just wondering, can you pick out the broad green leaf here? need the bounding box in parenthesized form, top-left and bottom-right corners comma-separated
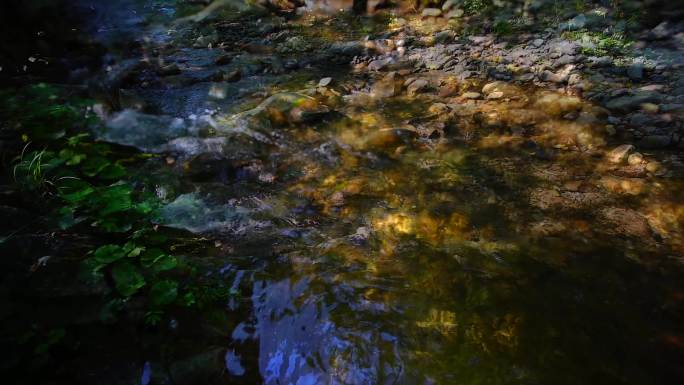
(93, 244, 126, 266)
(60, 186, 95, 203)
(99, 163, 126, 179)
(180, 291, 196, 307)
(112, 260, 146, 297)
(149, 280, 178, 307)
(141, 248, 166, 268)
(82, 157, 111, 177)
(97, 217, 133, 233)
(98, 184, 133, 215)
(79, 258, 105, 281)
(152, 255, 178, 273)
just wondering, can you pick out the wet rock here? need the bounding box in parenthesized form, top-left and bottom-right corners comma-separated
(442, 0, 458, 11)
(224, 69, 241, 82)
(639, 135, 671, 149)
(564, 14, 587, 30)
(361, 128, 418, 151)
(599, 207, 652, 239)
(160, 193, 259, 234)
(605, 92, 662, 113)
(487, 91, 504, 100)
(646, 161, 661, 173)
(607, 144, 634, 164)
(101, 109, 186, 151)
(627, 152, 644, 165)
(421, 8, 442, 17)
(462, 92, 482, 100)
(649, 21, 675, 40)
(214, 54, 232, 65)
(541, 70, 566, 83)
(208, 83, 229, 99)
(165, 137, 230, 157)
(368, 57, 396, 71)
(435, 30, 456, 44)
(183, 152, 235, 182)
(439, 83, 460, 97)
(550, 40, 580, 56)
(318, 77, 333, 87)
(531, 38, 545, 48)
(627, 62, 644, 81)
(406, 78, 429, 96)
(258, 92, 329, 125)
(534, 93, 582, 116)
(600, 176, 646, 195)
(371, 72, 402, 99)
(157, 63, 181, 76)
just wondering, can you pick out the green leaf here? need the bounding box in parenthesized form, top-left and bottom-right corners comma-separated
(58, 148, 86, 166)
(97, 217, 133, 233)
(60, 185, 95, 203)
(180, 291, 196, 307)
(144, 310, 163, 325)
(79, 257, 105, 283)
(152, 255, 178, 273)
(141, 248, 166, 268)
(82, 157, 111, 177)
(98, 184, 133, 215)
(67, 133, 90, 147)
(93, 244, 126, 266)
(149, 280, 178, 307)
(111, 260, 146, 297)
(99, 163, 126, 179)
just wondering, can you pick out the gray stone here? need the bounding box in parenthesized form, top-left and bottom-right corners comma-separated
(627, 62, 644, 80)
(531, 39, 545, 48)
(407, 79, 429, 95)
(442, 0, 458, 11)
(564, 14, 587, 30)
(605, 92, 662, 112)
(422, 8, 442, 17)
(446, 8, 464, 19)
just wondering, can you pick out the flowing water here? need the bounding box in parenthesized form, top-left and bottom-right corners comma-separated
(5, 1, 684, 384)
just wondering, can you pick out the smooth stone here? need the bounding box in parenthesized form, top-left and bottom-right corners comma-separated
(462, 92, 482, 100)
(442, 0, 458, 11)
(446, 8, 464, 18)
(487, 91, 504, 100)
(407, 79, 429, 95)
(627, 152, 644, 165)
(607, 144, 634, 164)
(318, 77, 333, 87)
(422, 8, 442, 17)
(627, 62, 644, 80)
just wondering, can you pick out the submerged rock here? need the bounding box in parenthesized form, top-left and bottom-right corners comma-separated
(371, 72, 402, 99)
(159, 193, 267, 234)
(101, 109, 187, 152)
(607, 144, 635, 164)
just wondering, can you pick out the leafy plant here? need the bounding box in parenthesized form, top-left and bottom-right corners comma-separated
(4, 85, 193, 323)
